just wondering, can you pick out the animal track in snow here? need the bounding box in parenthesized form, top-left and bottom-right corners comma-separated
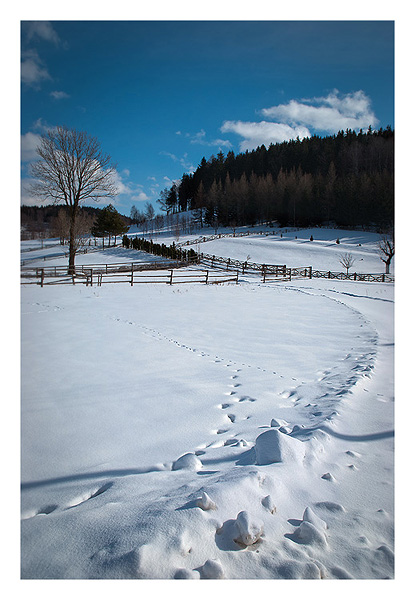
(237, 396, 257, 403)
(22, 504, 58, 520)
(65, 482, 113, 509)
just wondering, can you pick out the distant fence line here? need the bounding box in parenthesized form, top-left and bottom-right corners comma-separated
(198, 253, 394, 283)
(177, 228, 303, 248)
(311, 269, 394, 283)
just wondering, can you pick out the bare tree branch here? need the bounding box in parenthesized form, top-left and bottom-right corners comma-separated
(30, 126, 118, 273)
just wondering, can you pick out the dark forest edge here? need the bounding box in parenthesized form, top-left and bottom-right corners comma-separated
(159, 127, 394, 231)
(22, 128, 394, 239)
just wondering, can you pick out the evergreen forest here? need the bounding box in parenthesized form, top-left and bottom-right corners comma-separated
(162, 128, 394, 230)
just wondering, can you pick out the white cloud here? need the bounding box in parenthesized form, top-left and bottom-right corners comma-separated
(110, 170, 151, 203)
(221, 90, 378, 151)
(21, 177, 40, 206)
(261, 90, 378, 134)
(25, 21, 60, 45)
(21, 131, 42, 162)
(132, 191, 150, 202)
(160, 151, 195, 173)
(221, 120, 311, 152)
(50, 90, 70, 100)
(190, 129, 232, 150)
(21, 50, 51, 87)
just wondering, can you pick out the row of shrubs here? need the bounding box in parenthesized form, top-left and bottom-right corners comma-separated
(122, 235, 199, 263)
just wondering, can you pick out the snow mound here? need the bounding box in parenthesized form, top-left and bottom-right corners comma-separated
(261, 495, 277, 514)
(174, 568, 200, 579)
(254, 428, 305, 465)
(201, 559, 225, 579)
(270, 418, 288, 428)
(295, 521, 328, 547)
(302, 507, 327, 530)
(172, 453, 202, 471)
(196, 492, 216, 511)
(235, 510, 264, 546)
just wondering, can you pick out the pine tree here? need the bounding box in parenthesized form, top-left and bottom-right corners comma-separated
(91, 204, 129, 246)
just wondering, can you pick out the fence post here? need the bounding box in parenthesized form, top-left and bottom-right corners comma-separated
(236, 270, 239, 284)
(227, 258, 230, 270)
(131, 264, 134, 286)
(40, 268, 44, 287)
(328, 271, 331, 279)
(169, 270, 173, 285)
(205, 270, 209, 284)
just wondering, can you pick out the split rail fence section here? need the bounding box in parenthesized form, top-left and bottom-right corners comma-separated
(198, 253, 310, 282)
(21, 263, 239, 287)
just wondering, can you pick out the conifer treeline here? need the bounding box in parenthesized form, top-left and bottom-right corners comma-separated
(167, 128, 394, 229)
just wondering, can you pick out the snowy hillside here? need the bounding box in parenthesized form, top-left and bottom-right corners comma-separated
(20, 227, 394, 580)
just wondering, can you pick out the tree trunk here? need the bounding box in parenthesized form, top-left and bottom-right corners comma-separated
(68, 207, 77, 275)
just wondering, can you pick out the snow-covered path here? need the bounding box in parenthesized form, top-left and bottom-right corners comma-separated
(21, 270, 394, 579)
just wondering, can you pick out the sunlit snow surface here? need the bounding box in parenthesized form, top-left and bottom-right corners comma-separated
(21, 228, 394, 579)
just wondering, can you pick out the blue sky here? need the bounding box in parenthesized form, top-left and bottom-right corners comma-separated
(21, 20, 394, 217)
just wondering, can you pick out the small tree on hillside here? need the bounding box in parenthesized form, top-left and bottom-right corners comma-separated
(378, 233, 395, 274)
(92, 204, 128, 247)
(339, 252, 356, 275)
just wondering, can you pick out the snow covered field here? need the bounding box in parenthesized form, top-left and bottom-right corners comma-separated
(20, 227, 394, 581)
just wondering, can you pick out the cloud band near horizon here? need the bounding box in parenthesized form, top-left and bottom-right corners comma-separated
(221, 90, 379, 151)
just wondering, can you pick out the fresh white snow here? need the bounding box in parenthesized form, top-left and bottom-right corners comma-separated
(20, 227, 395, 582)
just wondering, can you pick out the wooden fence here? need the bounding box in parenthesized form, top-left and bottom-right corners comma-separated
(311, 269, 394, 283)
(21, 253, 394, 288)
(21, 259, 192, 282)
(22, 266, 239, 287)
(199, 253, 288, 276)
(177, 227, 304, 248)
(262, 267, 312, 282)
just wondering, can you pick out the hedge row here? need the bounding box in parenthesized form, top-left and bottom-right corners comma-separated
(122, 235, 198, 262)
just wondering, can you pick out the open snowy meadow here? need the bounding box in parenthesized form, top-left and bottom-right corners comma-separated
(20, 226, 395, 584)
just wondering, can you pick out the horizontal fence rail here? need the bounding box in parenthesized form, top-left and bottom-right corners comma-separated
(21, 266, 239, 287)
(20, 259, 193, 281)
(198, 253, 288, 276)
(311, 269, 394, 283)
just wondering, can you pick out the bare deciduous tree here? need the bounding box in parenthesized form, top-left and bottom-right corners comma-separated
(378, 233, 395, 274)
(339, 252, 356, 275)
(30, 126, 117, 274)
